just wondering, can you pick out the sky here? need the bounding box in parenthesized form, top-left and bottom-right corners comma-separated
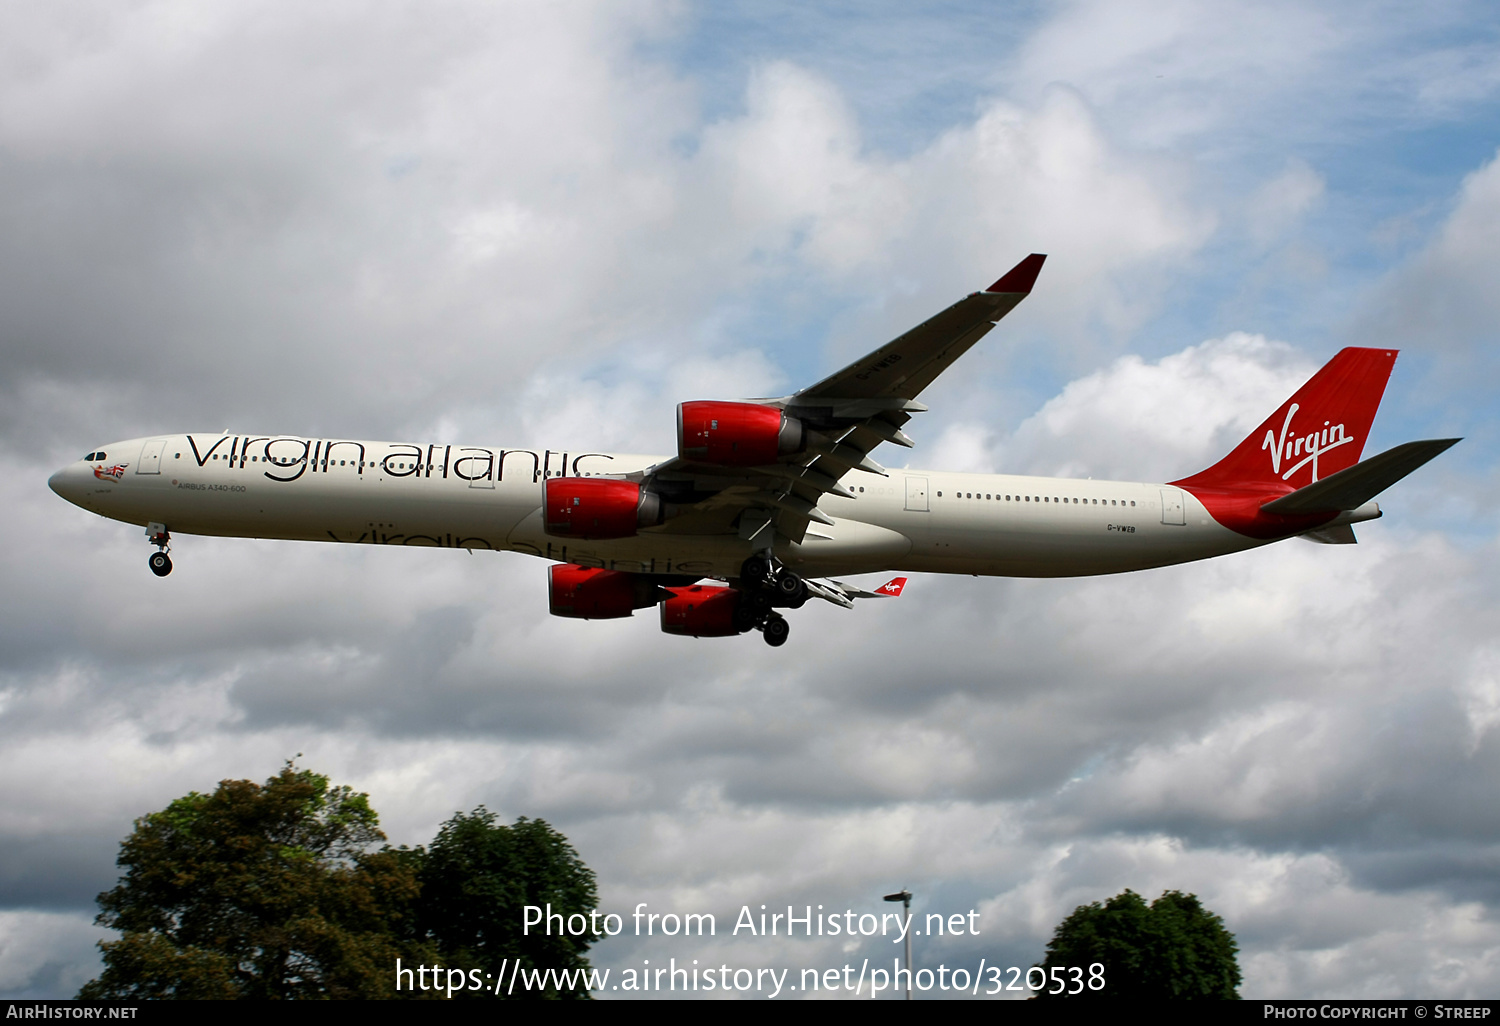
(2, 0, 1499, 1000)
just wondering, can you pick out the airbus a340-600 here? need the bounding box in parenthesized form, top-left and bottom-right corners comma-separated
(49, 255, 1458, 647)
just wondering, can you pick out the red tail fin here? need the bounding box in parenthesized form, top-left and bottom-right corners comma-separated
(1172, 347, 1397, 494)
(1171, 347, 1398, 538)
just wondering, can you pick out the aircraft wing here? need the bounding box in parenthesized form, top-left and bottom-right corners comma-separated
(802, 576, 908, 609)
(642, 255, 1046, 543)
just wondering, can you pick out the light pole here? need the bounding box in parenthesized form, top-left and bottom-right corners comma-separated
(883, 889, 912, 1000)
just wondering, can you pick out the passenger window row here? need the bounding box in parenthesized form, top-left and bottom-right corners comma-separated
(934, 490, 1135, 507)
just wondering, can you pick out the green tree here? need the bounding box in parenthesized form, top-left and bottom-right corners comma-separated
(413, 809, 599, 1000)
(1036, 889, 1241, 999)
(78, 763, 437, 999)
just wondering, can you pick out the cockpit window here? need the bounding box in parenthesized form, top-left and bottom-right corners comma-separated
(83, 451, 104, 461)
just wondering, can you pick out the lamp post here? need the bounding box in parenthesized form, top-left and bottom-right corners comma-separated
(883, 889, 912, 1000)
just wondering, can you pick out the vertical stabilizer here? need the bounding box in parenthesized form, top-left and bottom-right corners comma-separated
(1170, 347, 1398, 539)
(1172, 347, 1397, 495)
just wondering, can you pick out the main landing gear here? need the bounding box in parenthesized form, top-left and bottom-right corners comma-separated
(738, 554, 805, 647)
(761, 614, 790, 647)
(146, 522, 172, 577)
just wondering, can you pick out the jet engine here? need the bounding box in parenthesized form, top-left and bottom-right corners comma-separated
(677, 401, 804, 466)
(548, 564, 663, 619)
(659, 584, 751, 637)
(544, 478, 662, 539)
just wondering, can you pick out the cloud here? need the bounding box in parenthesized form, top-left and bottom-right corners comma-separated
(1368, 146, 1500, 353)
(1003, 0, 1345, 149)
(1247, 159, 1327, 248)
(0, 912, 108, 999)
(979, 838, 1500, 998)
(921, 332, 1316, 480)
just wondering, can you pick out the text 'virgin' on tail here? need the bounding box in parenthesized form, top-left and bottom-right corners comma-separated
(1172, 347, 1398, 497)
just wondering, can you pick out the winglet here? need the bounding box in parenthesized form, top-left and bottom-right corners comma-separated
(875, 577, 907, 597)
(985, 254, 1047, 294)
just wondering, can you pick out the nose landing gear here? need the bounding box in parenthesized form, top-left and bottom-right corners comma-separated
(146, 522, 172, 577)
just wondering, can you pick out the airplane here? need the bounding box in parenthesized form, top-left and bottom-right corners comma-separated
(47, 254, 1459, 647)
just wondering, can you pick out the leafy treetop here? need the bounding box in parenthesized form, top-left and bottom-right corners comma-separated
(80, 763, 429, 999)
(1037, 888, 1241, 1000)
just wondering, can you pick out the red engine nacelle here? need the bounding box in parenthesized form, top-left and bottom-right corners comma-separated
(548, 564, 661, 619)
(544, 478, 662, 539)
(660, 584, 748, 637)
(677, 401, 804, 466)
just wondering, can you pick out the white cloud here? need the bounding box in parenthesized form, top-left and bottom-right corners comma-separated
(994, 333, 1314, 480)
(1247, 159, 1326, 248)
(912, 86, 1215, 340)
(1003, 0, 1344, 149)
(1370, 146, 1500, 352)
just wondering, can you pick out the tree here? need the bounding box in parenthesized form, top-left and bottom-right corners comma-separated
(414, 808, 599, 1000)
(1036, 889, 1241, 999)
(79, 763, 437, 999)
(79, 768, 607, 1000)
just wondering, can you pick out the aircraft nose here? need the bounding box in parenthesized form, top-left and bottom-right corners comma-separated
(49, 465, 83, 503)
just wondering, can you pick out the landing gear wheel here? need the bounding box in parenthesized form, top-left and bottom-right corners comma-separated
(740, 555, 772, 589)
(732, 601, 758, 633)
(774, 569, 806, 606)
(144, 523, 172, 577)
(762, 615, 789, 647)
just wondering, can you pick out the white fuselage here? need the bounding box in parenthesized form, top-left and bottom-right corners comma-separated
(48, 433, 1268, 579)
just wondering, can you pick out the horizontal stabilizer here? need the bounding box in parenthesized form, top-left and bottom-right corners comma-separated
(1261, 438, 1461, 514)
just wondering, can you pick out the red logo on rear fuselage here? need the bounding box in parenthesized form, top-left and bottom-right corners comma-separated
(1261, 404, 1353, 484)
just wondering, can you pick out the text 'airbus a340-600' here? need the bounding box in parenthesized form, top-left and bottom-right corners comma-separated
(49, 255, 1459, 647)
